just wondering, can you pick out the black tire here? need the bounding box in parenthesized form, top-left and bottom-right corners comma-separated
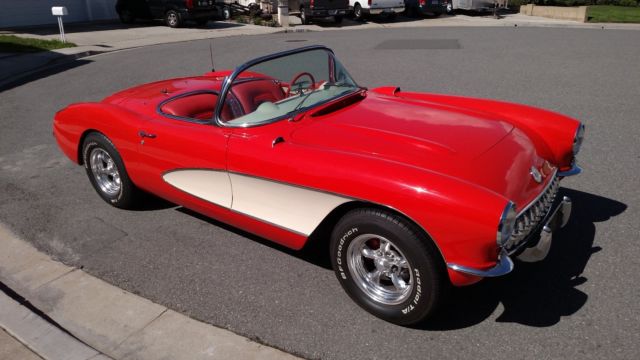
(446, 2, 454, 14)
(353, 4, 364, 21)
(165, 9, 183, 28)
(334, 15, 343, 24)
(222, 6, 231, 20)
(330, 208, 447, 325)
(82, 132, 139, 209)
(118, 9, 135, 24)
(300, 7, 309, 25)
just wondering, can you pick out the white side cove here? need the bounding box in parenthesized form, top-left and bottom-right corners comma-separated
(163, 170, 350, 236)
(163, 170, 233, 208)
(229, 173, 350, 236)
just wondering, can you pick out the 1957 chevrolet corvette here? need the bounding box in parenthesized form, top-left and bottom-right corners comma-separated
(53, 46, 585, 325)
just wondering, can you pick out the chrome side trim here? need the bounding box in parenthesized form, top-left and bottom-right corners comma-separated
(558, 163, 582, 177)
(447, 250, 514, 278)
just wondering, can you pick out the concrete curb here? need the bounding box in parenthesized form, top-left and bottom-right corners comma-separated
(0, 224, 300, 360)
(0, 289, 110, 360)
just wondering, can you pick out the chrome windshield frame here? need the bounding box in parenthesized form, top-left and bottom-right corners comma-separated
(212, 45, 359, 128)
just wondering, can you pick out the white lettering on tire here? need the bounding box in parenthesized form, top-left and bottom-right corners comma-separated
(401, 268, 421, 315)
(337, 227, 358, 280)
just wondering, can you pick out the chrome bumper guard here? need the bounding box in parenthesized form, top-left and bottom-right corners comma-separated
(447, 196, 572, 277)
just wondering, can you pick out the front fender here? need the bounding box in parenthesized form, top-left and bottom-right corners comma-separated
(53, 102, 149, 183)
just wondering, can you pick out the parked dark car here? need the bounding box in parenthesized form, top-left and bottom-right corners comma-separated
(404, 0, 448, 17)
(116, 0, 224, 28)
(299, 0, 350, 24)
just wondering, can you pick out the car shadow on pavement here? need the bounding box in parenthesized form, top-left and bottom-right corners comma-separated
(176, 207, 333, 269)
(419, 188, 627, 330)
(0, 58, 92, 93)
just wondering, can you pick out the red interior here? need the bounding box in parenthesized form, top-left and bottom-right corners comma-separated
(231, 79, 286, 114)
(160, 79, 286, 122)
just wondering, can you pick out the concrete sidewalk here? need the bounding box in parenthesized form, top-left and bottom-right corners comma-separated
(0, 224, 299, 360)
(0, 21, 281, 90)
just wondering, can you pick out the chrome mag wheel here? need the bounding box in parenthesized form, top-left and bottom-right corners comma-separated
(89, 148, 121, 196)
(347, 234, 413, 305)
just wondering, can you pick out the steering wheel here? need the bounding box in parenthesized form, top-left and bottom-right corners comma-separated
(288, 72, 316, 96)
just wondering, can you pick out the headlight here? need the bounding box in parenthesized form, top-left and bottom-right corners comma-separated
(497, 201, 517, 247)
(572, 123, 585, 155)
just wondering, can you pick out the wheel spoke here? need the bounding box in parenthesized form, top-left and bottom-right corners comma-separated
(366, 269, 383, 285)
(395, 257, 409, 269)
(380, 239, 391, 254)
(362, 247, 377, 259)
(390, 272, 407, 290)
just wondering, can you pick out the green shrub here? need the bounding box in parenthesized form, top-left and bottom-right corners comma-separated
(618, 0, 638, 6)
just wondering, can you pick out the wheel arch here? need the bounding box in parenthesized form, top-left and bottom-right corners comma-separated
(306, 200, 447, 267)
(77, 129, 102, 165)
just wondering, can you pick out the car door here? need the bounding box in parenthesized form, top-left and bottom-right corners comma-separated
(147, 0, 166, 18)
(226, 119, 349, 239)
(136, 115, 233, 210)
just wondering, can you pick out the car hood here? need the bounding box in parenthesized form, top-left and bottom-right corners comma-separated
(291, 92, 549, 207)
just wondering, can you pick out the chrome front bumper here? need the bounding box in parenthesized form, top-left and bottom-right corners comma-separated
(447, 196, 572, 277)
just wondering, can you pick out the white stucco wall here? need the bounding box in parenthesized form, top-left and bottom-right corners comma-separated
(0, 0, 118, 28)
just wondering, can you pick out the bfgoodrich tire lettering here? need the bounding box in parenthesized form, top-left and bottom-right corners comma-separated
(330, 208, 447, 325)
(82, 132, 139, 209)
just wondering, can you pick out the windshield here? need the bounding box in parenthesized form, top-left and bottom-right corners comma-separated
(218, 48, 359, 127)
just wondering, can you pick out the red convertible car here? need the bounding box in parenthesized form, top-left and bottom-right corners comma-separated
(53, 46, 584, 325)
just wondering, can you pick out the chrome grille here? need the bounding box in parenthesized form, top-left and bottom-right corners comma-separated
(505, 174, 560, 251)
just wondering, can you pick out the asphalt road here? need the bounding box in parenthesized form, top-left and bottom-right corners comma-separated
(1, 27, 639, 360)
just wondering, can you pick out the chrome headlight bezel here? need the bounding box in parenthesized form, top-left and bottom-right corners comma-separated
(572, 123, 585, 156)
(497, 201, 517, 248)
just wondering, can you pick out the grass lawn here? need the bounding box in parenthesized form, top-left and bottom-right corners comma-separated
(0, 35, 76, 53)
(588, 5, 640, 23)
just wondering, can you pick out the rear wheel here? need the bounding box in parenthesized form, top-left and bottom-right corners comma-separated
(82, 132, 139, 209)
(222, 6, 231, 20)
(353, 4, 364, 21)
(330, 208, 447, 325)
(165, 10, 183, 28)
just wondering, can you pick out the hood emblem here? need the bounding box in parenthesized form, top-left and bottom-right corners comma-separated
(530, 166, 543, 183)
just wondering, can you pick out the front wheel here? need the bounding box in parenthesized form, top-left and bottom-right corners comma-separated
(165, 10, 183, 28)
(222, 6, 231, 20)
(330, 209, 448, 325)
(82, 132, 139, 209)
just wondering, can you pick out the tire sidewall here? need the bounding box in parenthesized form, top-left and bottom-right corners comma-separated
(330, 212, 441, 325)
